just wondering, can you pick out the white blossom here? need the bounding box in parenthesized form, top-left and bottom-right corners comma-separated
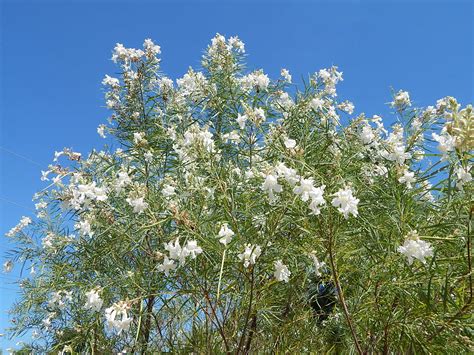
(310, 252, 326, 276)
(284, 137, 297, 149)
(218, 223, 235, 246)
(126, 196, 148, 214)
(359, 125, 375, 144)
(398, 168, 416, 189)
(331, 187, 359, 219)
(105, 301, 133, 334)
(398, 232, 433, 265)
(158, 256, 177, 276)
(392, 90, 411, 107)
(308, 185, 326, 215)
(3, 260, 13, 273)
(275, 163, 300, 186)
(455, 165, 472, 188)
(432, 131, 455, 155)
(238, 244, 262, 268)
(293, 178, 316, 202)
(262, 174, 282, 201)
(310, 97, 324, 111)
(236, 113, 247, 130)
(185, 240, 203, 259)
(280, 68, 292, 83)
(97, 124, 107, 138)
(162, 184, 176, 198)
(115, 171, 132, 192)
(102, 75, 119, 87)
(274, 260, 291, 282)
(75, 219, 93, 237)
(84, 289, 103, 312)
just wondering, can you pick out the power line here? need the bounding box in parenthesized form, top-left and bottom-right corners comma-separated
(0, 197, 34, 212)
(0, 145, 44, 168)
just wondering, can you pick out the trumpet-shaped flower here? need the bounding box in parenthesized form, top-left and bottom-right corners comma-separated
(84, 289, 103, 312)
(158, 256, 177, 276)
(105, 301, 133, 334)
(262, 174, 282, 201)
(236, 114, 247, 129)
(331, 187, 359, 219)
(218, 223, 235, 246)
(398, 169, 416, 189)
(398, 233, 433, 265)
(274, 260, 291, 282)
(126, 197, 148, 214)
(238, 244, 262, 268)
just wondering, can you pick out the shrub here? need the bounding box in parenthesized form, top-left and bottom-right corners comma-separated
(5, 34, 473, 353)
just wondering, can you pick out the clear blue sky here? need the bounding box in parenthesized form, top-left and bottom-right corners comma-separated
(0, 0, 472, 350)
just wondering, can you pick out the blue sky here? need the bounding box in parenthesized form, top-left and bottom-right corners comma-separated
(0, 0, 472, 350)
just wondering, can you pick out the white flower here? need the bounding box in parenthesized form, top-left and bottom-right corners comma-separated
(308, 185, 326, 215)
(3, 260, 13, 273)
(284, 137, 297, 149)
(97, 124, 107, 138)
(398, 232, 433, 265)
(236, 114, 247, 130)
(70, 182, 108, 210)
(228, 36, 245, 53)
(331, 187, 359, 219)
(144, 151, 153, 163)
(143, 38, 161, 56)
(222, 131, 241, 143)
(310, 98, 324, 111)
(262, 174, 282, 201)
(84, 289, 103, 312)
(241, 71, 270, 91)
(252, 107, 266, 125)
(359, 125, 375, 144)
(238, 244, 262, 268)
(411, 117, 422, 131)
(255, 72, 270, 90)
(6, 216, 32, 237)
(115, 171, 132, 192)
(75, 219, 93, 237)
(398, 168, 416, 189)
(164, 238, 185, 263)
(105, 301, 132, 334)
(280, 68, 292, 83)
(41, 170, 51, 181)
(338, 101, 354, 114)
(218, 223, 235, 246)
(48, 290, 72, 310)
(274, 260, 291, 282)
(158, 256, 176, 276)
(293, 178, 316, 202)
(162, 184, 176, 198)
(275, 163, 300, 186)
(183, 126, 216, 153)
(392, 90, 411, 107)
(310, 252, 326, 276)
(126, 197, 148, 214)
(133, 132, 147, 145)
(185, 240, 203, 259)
(455, 165, 472, 188)
(432, 131, 455, 154)
(102, 75, 119, 87)
(275, 92, 294, 109)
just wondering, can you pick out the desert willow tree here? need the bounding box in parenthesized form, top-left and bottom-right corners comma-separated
(4, 34, 473, 353)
